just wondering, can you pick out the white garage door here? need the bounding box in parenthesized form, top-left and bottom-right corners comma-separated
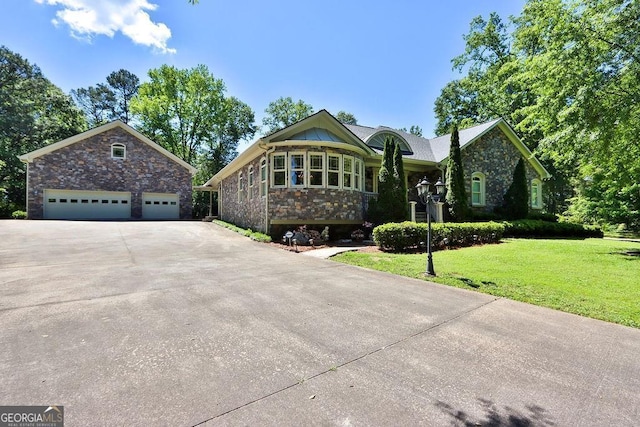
(142, 193, 180, 219)
(44, 189, 131, 219)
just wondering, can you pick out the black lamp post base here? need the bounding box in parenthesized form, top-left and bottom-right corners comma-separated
(426, 257, 436, 276)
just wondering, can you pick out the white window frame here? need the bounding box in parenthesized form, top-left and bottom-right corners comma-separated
(238, 171, 244, 202)
(308, 152, 325, 188)
(327, 154, 341, 188)
(531, 179, 543, 209)
(471, 172, 486, 206)
(354, 159, 363, 191)
(260, 158, 267, 197)
(248, 165, 255, 198)
(111, 143, 126, 159)
(271, 153, 287, 188)
(342, 155, 354, 190)
(289, 152, 306, 188)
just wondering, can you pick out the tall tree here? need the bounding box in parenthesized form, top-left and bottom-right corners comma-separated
(512, 0, 640, 227)
(376, 136, 396, 223)
(399, 125, 423, 136)
(71, 85, 115, 127)
(262, 97, 314, 134)
(72, 69, 139, 126)
(196, 96, 257, 181)
(335, 111, 357, 125)
(106, 69, 139, 123)
(500, 157, 529, 220)
(392, 140, 408, 221)
(445, 124, 470, 221)
(434, 1, 640, 228)
(131, 64, 227, 164)
(0, 46, 86, 216)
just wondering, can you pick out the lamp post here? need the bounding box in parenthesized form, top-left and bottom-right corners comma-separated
(416, 177, 446, 276)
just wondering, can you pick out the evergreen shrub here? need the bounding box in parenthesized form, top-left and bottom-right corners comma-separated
(372, 221, 505, 252)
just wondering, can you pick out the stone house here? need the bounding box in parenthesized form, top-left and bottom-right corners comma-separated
(19, 120, 197, 220)
(198, 110, 550, 234)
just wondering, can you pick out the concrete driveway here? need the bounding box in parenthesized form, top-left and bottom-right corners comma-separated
(1, 221, 638, 426)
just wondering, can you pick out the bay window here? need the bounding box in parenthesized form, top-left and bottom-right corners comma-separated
(309, 153, 324, 187)
(327, 154, 340, 188)
(272, 154, 286, 187)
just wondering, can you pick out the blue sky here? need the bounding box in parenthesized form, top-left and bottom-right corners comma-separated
(1, 0, 525, 152)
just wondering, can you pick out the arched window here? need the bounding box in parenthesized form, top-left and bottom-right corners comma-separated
(531, 179, 543, 209)
(248, 166, 254, 198)
(471, 172, 486, 206)
(260, 158, 267, 197)
(111, 143, 126, 159)
(237, 171, 244, 202)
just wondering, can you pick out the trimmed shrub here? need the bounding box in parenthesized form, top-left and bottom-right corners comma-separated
(11, 210, 27, 219)
(502, 220, 603, 238)
(527, 212, 558, 222)
(373, 221, 505, 252)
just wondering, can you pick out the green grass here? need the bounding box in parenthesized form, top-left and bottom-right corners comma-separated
(212, 220, 272, 242)
(333, 238, 640, 328)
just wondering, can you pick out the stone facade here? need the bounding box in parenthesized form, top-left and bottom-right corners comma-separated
(219, 154, 265, 231)
(215, 122, 546, 232)
(461, 127, 540, 212)
(268, 188, 363, 223)
(219, 146, 368, 233)
(27, 127, 193, 219)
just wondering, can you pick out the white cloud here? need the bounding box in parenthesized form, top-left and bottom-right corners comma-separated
(35, 0, 176, 54)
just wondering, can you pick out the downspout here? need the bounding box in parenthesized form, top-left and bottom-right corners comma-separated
(263, 144, 276, 234)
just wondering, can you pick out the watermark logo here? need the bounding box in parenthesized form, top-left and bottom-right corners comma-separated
(0, 406, 64, 427)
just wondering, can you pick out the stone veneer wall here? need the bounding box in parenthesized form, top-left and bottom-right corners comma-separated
(219, 145, 368, 233)
(268, 188, 362, 223)
(461, 127, 540, 212)
(27, 127, 193, 219)
(219, 154, 266, 232)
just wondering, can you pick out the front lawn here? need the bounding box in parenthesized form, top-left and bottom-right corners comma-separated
(333, 238, 640, 328)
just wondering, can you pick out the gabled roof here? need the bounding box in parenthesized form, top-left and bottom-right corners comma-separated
(429, 119, 502, 163)
(430, 118, 551, 179)
(18, 120, 197, 174)
(268, 110, 375, 154)
(202, 110, 375, 188)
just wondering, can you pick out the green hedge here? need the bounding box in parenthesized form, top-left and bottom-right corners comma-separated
(373, 221, 505, 252)
(502, 219, 603, 238)
(372, 219, 603, 252)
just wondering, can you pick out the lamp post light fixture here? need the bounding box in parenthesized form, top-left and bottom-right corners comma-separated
(416, 177, 446, 276)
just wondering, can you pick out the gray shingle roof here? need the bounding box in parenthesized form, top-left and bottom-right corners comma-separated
(429, 118, 502, 162)
(344, 118, 502, 163)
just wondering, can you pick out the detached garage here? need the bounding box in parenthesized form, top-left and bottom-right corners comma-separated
(19, 121, 196, 220)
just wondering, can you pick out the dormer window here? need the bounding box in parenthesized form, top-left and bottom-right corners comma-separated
(111, 143, 126, 159)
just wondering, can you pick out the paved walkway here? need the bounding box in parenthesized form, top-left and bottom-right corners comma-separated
(300, 246, 366, 258)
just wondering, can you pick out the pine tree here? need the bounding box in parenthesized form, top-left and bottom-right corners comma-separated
(501, 157, 529, 220)
(377, 136, 397, 223)
(392, 140, 408, 221)
(445, 124, 470, 221)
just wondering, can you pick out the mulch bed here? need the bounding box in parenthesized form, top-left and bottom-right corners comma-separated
(269, 240, 381, 254)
